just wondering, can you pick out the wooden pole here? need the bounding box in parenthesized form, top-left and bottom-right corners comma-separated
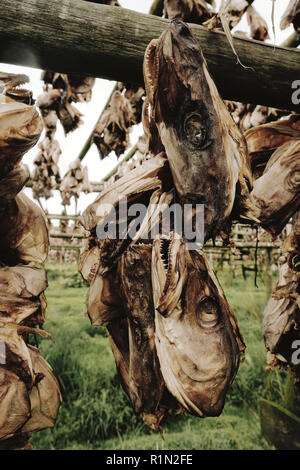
(0, 1, 299, 110)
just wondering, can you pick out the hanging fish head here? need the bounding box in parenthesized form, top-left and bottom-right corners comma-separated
(152, 233, 245, 417)
(144, 20, 254, 241)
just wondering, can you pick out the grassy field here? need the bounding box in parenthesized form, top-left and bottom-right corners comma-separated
(29, 261, 287, 450)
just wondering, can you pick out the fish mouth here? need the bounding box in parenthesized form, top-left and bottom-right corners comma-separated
(0, 73, 29, 93)
(153, 233, 187, 317)
(0, 73, 32, 104)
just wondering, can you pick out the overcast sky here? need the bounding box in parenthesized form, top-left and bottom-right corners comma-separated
(1, 0, 293, 216)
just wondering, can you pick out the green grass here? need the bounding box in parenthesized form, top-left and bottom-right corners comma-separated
(29, 262, 287, 450)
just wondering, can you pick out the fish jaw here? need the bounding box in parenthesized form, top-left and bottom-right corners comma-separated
(152, 233, 188, 317)
(143, 20, 253, 240)
(152, 237, 243, 416)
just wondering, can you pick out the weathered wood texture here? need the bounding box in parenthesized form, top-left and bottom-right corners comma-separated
(25, 179, 104, 192)
(0, 1, 299, 109)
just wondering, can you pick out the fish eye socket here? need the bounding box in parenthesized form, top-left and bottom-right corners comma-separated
(290, 171, 300, 190)
(197, 298, 220, 328)
(184, 112, 207, 148)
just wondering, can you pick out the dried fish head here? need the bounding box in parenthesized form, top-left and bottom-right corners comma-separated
(0, 72, 29, 94)
(143, 20, 255, 241)
(152, 233, 244, 416)
(251, 140, 300, 238)
(0, 97, 43, 175)
(0, 72, 32, 104)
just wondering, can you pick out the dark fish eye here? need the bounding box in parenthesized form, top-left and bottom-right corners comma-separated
(197, 297, 220, 328)
(184, 112, 208, 148)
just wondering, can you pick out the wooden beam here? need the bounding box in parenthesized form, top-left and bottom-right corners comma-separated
(0, 1, 299, 110)
(46, 213, 78, 220)
(49, 232, 86, 239)
(25, 180, 104, 192)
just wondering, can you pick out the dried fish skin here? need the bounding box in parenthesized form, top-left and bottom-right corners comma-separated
(20, 346, 62, 434)
(86, 267, 122, 326)
(0, 99, 43, 176)
(0, 72, 29, 94)
(0, 72, 33, 106)
(93, 90, 135, 159)
(67, 75, 95, 103)
(0, 164, 30, 209)
(32, 137, 61, 200)
(0, 192, 49, 265)
(79, 153, 170, 233)
(251, 140, 300, 238)
(78, 243, 101, 285)
(152, 234, 244, 417)
(106, 316, 132, 405)
(163, 0, 213, 24)
(60, 158, 91, 206)
(280, 0, 300, 31)
(224, 0, 249, 29)
(245, 115, 300, 179)
(143, 20, 255, 241)
(119, 244, 165, 423)
(263, 214, 300, 373)
(246, 5, 269, 41)
(0, 319, 34, 388)
(0, 265, 47, 299)
(263, 260, 298, 358)
(0, 367, 30, 441)
(57, 100, 82, 135)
